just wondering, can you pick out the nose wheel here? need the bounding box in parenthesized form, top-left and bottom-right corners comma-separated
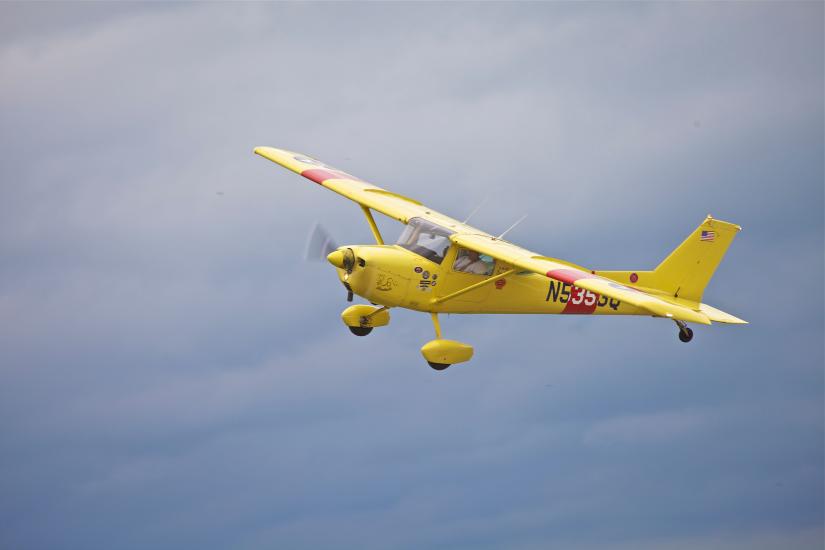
(675, 320, 694, 343)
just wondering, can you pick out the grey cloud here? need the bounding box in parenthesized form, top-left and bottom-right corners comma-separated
(0, 2, 822, 550)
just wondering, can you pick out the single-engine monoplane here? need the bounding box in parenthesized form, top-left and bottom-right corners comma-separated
(255, 147, 746, 370)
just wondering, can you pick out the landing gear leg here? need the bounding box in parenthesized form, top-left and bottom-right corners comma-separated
(675, 320, 694, 343)
(430, 312, 442, 339)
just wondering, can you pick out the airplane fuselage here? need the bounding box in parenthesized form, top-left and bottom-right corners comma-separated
(338, 244, 646, 316)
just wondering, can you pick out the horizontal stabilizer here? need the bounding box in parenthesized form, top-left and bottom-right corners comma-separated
(699, 303, 748, 324)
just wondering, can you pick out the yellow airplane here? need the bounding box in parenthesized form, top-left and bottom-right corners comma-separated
(255, 146, 747, 370)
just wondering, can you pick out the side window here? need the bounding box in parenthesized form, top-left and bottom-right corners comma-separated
(452, 248, 495, 276)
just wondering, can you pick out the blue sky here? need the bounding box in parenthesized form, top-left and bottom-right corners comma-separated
(0, 2, 822, 549)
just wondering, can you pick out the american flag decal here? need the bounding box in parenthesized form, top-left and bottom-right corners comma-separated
(700, 230, 716, 242)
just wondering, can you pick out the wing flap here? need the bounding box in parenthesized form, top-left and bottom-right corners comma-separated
(451, 233, 711, 325)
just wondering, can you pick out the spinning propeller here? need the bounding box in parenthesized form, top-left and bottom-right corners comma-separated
(304, 222, 338, 261)
(305, 223, 356, 302)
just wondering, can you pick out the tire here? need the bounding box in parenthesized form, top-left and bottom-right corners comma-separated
(428, 361, 450, 371)
(678, 327, 693, 343)
(349, 326, 373, 336)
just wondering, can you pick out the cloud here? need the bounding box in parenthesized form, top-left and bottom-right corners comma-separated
(583, 409, 708, 445)
(0, 2, 822, 549)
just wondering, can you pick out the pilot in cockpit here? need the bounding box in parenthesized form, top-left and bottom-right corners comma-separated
(453, 249, 492, 275)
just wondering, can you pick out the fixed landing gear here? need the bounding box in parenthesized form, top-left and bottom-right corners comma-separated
(675, 320, 694, 343)
(341, 307, 475, 369)
(341, 305, 389, 336)
(421, 313, 474, 371)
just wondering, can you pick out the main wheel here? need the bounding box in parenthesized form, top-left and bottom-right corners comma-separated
(427, 361, 450, 371)
(678, 327, 693, 343)
(349, 326, 373, 336)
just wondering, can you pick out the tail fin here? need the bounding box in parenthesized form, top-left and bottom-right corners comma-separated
(653, 215, 741, 302)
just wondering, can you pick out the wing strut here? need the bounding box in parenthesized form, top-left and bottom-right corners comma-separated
(431, 269, 516, 305)
(360, 205, 384, 245)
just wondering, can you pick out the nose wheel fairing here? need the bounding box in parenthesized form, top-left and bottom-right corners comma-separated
(341, 304, 390, 333)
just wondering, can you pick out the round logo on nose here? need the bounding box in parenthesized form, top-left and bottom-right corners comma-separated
(495, 279, 506, 290)
(630, 273, 638, 283)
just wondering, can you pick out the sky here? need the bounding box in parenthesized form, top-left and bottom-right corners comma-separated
(0, 2, 822, 549)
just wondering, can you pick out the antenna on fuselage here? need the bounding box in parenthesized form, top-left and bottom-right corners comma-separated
(462, 197, 488, 224)
(496, 214, 528, 240)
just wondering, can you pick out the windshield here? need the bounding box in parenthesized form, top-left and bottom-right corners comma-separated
(396, 217, 454, 264)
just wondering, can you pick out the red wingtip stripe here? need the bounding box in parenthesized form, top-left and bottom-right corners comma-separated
(301, 168, 355, 185)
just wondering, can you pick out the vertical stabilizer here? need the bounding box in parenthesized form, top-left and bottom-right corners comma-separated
(653, 216, 741, 302)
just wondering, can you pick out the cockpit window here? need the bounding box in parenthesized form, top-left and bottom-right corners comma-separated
(396, 217, 454, 264)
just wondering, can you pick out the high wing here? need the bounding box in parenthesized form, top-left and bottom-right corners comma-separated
(451, 233, 712, 325)
(254, 146, 479, 232)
